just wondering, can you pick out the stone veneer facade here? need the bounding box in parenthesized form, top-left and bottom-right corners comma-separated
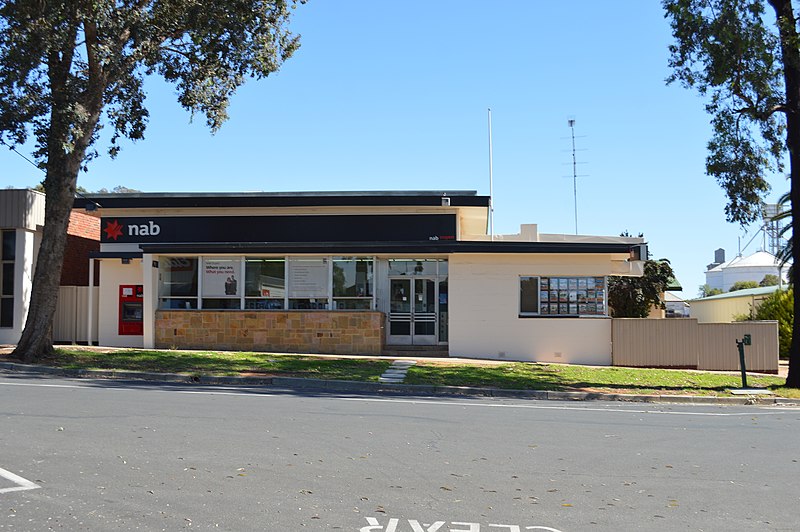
(155, 310, 385, 355)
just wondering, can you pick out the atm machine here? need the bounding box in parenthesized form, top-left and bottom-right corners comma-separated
(119, 284, 143, 335)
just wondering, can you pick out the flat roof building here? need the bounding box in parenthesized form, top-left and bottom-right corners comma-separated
(71, 190, 645, 365)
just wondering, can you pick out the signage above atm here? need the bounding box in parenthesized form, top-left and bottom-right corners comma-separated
(100, 214, 457, 244)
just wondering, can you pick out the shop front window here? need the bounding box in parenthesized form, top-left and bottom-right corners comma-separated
(159, 257, 198, 309)
(388, 258, 442, 276)
(288, 257, 329, 310)
(332, 257, 373, 310)
(245, 258, 285, 310)
(520, 276, 607, 316)
(201, 258, 241, 310)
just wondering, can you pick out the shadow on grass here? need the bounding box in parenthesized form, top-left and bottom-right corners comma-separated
(404, 363, 784, 395)
(39, 349, 391, 382)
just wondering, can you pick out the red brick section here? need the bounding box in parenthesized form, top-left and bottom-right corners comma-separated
(60, 210, 100, 286)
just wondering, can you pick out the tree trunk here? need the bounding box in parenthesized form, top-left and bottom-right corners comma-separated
(769, 0, 800, 387)
(11, 158, 80, 362)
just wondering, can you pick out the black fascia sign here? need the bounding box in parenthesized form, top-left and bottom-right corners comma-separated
(100, 214, 457, 244)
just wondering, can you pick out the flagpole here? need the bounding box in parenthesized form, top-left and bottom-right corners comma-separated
(488, 108, 494, 241)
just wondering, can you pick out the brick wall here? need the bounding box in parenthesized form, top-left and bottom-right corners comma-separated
(155, 310, 385, 355)
(61, 210, 100, 286)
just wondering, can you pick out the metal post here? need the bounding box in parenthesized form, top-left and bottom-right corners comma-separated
(736, 334, 751, 389)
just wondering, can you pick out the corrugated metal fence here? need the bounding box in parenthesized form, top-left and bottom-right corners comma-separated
(612, 318, 778, 373)
(53, 286, 98, 344)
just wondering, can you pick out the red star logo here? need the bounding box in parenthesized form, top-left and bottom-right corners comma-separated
(103, 219, 124, 240)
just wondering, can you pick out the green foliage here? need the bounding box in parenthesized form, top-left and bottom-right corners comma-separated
(729, 280, 760, 291)
(0, 1, 303, 163)
(1, 1, 304, 361)
(699, 284, 724, 297)
(773, 190, 794, 278)
(664, 0, 784, 225)
(95, 185, 142, 194)
(664, 0, 800, 387)
(754, 288, 794, 358)
(760, 274, 780, 286)
(608, 259, 676, 318)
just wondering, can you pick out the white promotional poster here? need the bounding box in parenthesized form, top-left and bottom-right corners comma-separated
(203, 260, 241, 297)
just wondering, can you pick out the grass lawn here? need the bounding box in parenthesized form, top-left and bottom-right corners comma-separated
(406, 362, 798, 398)
(4, 347, 797, 398)
(35, 348, 392, 382)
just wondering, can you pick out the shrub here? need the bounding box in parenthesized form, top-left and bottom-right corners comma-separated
(754, 288, 793, 359)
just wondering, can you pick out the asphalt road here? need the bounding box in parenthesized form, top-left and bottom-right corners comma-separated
(0, 371, 798, 531)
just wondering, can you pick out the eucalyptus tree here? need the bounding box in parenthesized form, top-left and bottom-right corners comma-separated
(664, 0, 800, 386)
(0, 1, 303, 361)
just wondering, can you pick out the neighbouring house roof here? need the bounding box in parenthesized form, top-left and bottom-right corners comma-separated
(666, 276, 682, 291)
(664, 292, 688, 303)
(690, 285, 781, 302)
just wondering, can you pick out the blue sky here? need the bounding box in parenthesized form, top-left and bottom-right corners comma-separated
(1, 1, 788, 296)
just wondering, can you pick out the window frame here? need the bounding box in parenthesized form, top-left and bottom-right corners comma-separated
(520, 275, 608, 318)
(0, 230, 16, 328)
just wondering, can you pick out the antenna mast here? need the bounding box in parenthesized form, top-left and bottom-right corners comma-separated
(568, 119, 578, 234)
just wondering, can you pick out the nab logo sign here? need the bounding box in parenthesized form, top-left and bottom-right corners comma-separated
(103, 219, 161, 241)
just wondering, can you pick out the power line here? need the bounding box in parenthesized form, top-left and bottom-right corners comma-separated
(0, 138, 44, 174)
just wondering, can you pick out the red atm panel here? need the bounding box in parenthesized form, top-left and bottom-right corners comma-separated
(119, 284, 143, 335)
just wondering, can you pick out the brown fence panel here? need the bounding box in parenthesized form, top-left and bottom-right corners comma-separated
(612, 319, 778, 373)
(696, 322, 778, 372)
(611, 319, 697, 368)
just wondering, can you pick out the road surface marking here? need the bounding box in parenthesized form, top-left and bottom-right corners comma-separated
(338, 396, 781, 416)
(0, 467, 40, 494)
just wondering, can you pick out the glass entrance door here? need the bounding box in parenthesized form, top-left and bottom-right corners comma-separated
(388, 278, 437, 345)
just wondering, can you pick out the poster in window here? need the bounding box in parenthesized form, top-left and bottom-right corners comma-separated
(587, 290, 596, 301)
(203, 259, 241, 297)
(578, 278, 587, 290)
(579, 303, 588, 314)
(596, 289, 605, 301)
(550, 303, 559, 314)
(569, 290, 577, 302)
(577, 290, 587, 302)
(288, 258, 329, 298)
(540, 303, 549, 314)
(569, 303, 578, 314)
(540, 290, 550, 302)
(559, 303, 569, 314)
(541, 278, 549, 289)
(595, 277, 605, 288)
(568, 278, 578, 290)
(587, 303, 597, 314)
(558, 278, 569, 290)
(559, 290, 568, 302)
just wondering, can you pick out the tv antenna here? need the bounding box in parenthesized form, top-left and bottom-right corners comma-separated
(565, 118, 588, 234)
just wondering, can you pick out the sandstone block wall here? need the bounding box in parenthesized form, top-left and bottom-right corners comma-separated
(155, 310, 385, 355)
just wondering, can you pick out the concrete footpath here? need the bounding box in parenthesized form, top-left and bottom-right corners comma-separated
(0, 353, 795, 406)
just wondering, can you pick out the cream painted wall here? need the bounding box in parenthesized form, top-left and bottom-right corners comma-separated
(448, 254, 614, 365)
(98, 259, 144, 347)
